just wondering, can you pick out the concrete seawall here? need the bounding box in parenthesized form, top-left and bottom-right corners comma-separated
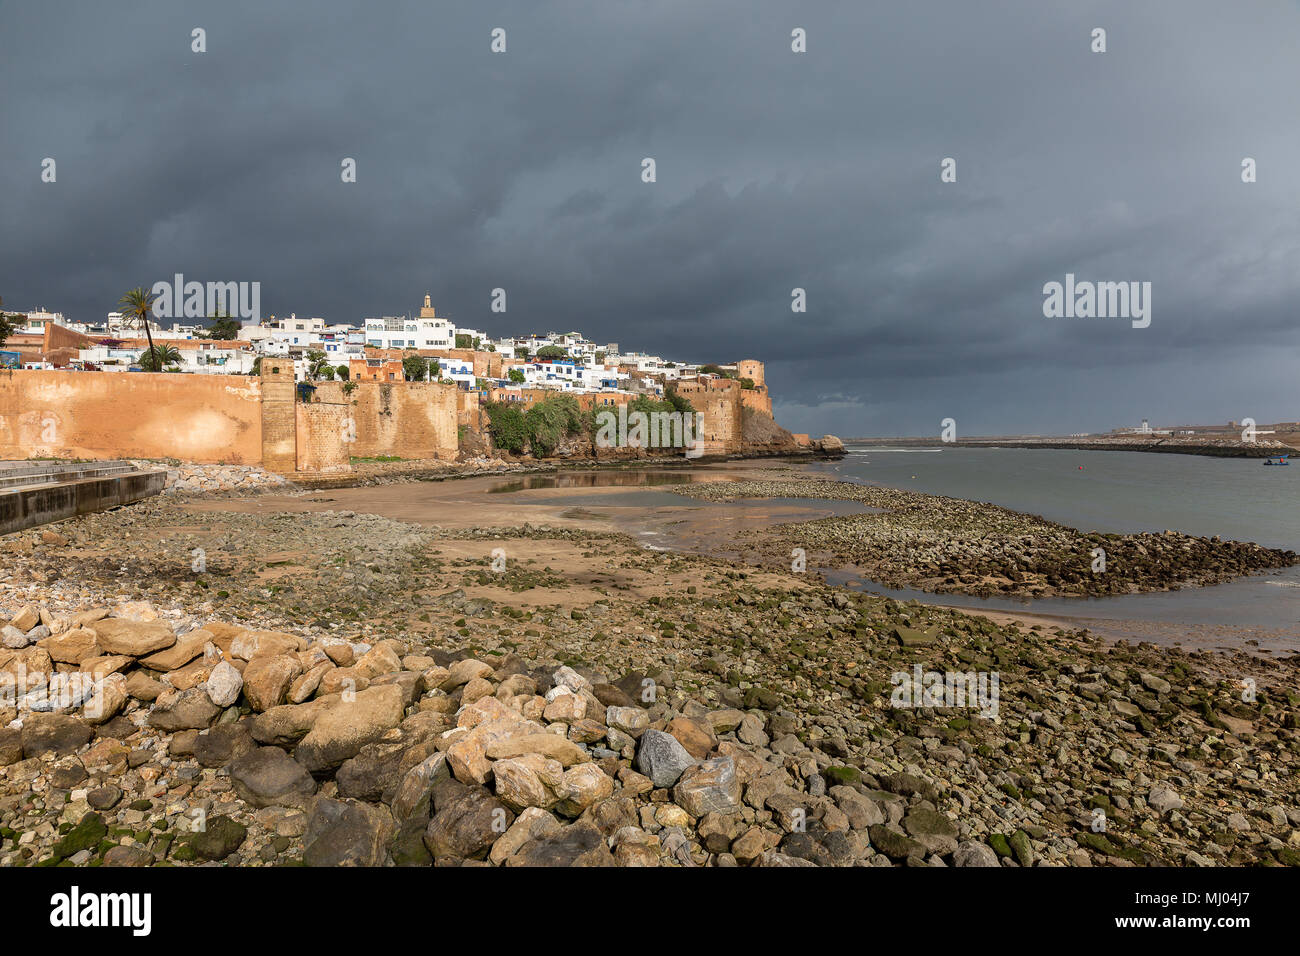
(0, 465, 166, 535)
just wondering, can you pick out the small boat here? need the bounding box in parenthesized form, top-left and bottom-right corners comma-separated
(1263, 456, 1290, 466)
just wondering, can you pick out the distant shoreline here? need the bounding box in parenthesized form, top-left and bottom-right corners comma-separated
(843, 438, 1297, 459)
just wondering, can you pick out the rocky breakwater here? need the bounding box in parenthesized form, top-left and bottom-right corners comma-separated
(0, 601, 882, 867)
(1, 590, 1298, 868)
(674, 478, 1297, 598)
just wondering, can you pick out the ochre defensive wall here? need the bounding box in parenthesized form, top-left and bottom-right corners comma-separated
(0, 368, 459, 474)
(0, 369, 264, 464)
(311, 381, 457, 462)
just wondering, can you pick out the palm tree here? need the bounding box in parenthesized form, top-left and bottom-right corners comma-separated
(118, 287, 160, 370)
(138, 344, 182, 371)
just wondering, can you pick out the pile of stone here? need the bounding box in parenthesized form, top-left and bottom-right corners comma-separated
(0, 600, 1013, 867)
(128, 463, 292, 496)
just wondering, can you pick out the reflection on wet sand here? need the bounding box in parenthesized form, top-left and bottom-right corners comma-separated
(488, 470, 730, 493)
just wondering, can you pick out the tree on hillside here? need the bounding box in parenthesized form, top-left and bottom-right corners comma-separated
(514, 347, 531, 360)
(306, 349, 332, 380)
(0, 296, 17, 348)
(203, 313, 241, 340)
(524, 393, 584, 456)
(403, 354, 430, 381)
(119, 287, 160, 371)
(664, 389, 694, 414)
(484, 402, 528, 454)
(335, 364, 349, 381)
(535, 345, 566, 359)
(507, 367, 525, 384)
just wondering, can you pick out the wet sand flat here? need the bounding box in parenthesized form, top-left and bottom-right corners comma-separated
(174, 460, 1296, 653)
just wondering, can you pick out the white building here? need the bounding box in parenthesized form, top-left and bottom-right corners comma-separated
(364, 315, 455, 350)
(266, 315, 328, 347)
(9, 308, 66, 334)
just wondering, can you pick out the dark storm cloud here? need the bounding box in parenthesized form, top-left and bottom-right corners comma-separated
(2, 0, 1297, 436)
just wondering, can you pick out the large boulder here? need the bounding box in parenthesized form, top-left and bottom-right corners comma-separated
(492, 754, 566, 811)
(635, 729, 697, 788)
(204, 661, 244, 708)
(489, 807, 565, 865)
(242, 655, 304, 712)
(294, 685, 406, 773)
(424, 784, 513, 862)
(505, 822, 615, 867)
(41, 627, 99, 664)
(902, 806, 959, 856)
(194, 722, 258, 768)
(673, 757, 742, 817)
(302, 798, 395, 866)
(228, 629, 303, 662)
(391, 752, 451, 822)
(149, 687, 223, 732)
(81, 674, 128, 725)
(139, 628, 213, 671)
(556, 763, 615, 818)
(88, 618, 176, 657)
(229, 746, 318, 809)
(953, 840, 1001, 867)
(180, 816, 247, 862)
(250, 697, 334, 746)
(484, 732, 588, 767)
(20, 713, 92, 756)
(817, 435, 846, 456)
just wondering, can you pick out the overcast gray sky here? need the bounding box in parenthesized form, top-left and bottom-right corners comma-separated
(2, 0, 1297, 436)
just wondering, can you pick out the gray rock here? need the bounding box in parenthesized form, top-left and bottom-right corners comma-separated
(424, 785, 513, 862)
(902, 806, 959, 857)
(205, 661, 243, 708)
(229, 746, 318, 809)
(758, 849, 818, 867)
(1148, 785, 1183, 815)
(303, 797, 395, 866)
(183, 815, 247, 861)
(953, 840, 1001, 867)
(1139, 673, 1172, 695)
(193, 722, 257, 768)
(635, 729, 697, 788)
(830, 785, 885, 829)
(505, 822, 615, 867)
(19, 713, 92, 756)
(149, 688, 222, 732)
